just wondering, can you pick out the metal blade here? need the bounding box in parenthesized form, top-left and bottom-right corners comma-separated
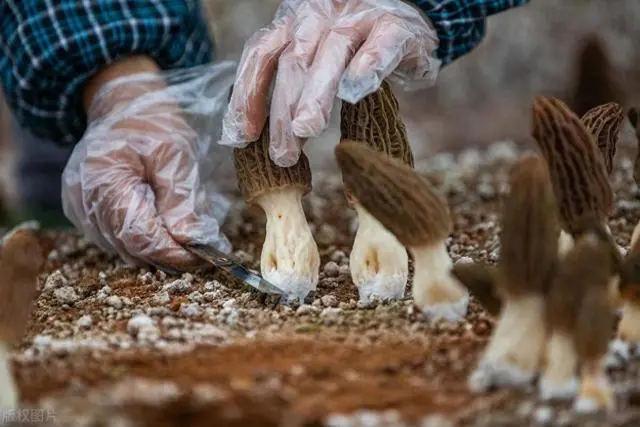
(184, 242, 285, 295)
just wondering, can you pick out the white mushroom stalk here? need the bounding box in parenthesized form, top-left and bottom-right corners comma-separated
(469, 154, 559, 391)
(339, 80, 416, 305)
(335, 140, 468, 322)
(0, 225, 45, 408)
(541, 229, 618, 412)
(233, 121, 319, 303)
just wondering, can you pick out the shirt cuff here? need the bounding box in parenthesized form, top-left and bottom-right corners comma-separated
(411, 0, 530, 65)
(0, 0, 214, 145)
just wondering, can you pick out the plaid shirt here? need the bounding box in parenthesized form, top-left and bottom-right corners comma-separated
(413, 0, 530, 65)
(0, 0, 213, 145)
(0, 0, 528, 146)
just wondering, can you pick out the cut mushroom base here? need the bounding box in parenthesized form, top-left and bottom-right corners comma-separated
(0, 342, 16, 408)
(350, 205, 408, 304)
(254, 187, 320, 303)
(410, 241, 468, 322)
(574, 359, 614, 414)
(539, 330, 579, 400)
(468, 294, 547, 391)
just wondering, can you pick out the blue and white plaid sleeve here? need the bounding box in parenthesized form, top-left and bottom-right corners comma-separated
(0, 0, 214, 145)
(411, 0, 530, 66)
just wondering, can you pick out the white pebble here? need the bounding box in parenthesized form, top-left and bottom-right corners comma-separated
(181, 303, 202, 318)
(296, 305, 318, 315)
(321, 295, 338, 308)
(534, 406, 553, 425)
(106, 295, 123, 309)
(76, 315, 93, 329)
(339, 265, 350, 276)
(323, 262, 340, 277)
(151, 291, 171, 306)
(455, 256, 474, 265)
(127, 315, 155, 336)
(164, 279, 190, 294)
(44, 270, 68, 290)
(222, 298, 236, 309)
(53, 286, 78, 305)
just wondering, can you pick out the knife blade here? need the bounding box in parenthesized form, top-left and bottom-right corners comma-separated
(184, 242, 285, 295)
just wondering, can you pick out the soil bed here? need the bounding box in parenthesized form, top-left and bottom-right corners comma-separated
(9, 141, 640, 427)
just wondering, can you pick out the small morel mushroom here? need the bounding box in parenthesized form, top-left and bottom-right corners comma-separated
(335, 140, 468, 321)
(233, 120, 319, 302)
(540, 226, 619, 410)
(580, 102, 624, 175)
(338, 80, 415, 304)
(608, 230, 640, 365)
(450, 262, 502, 317)
(468, 154, 559, 391)
(0, 226, 44, 407)
(531, 95, 614, 257)
(569, 34, 625, 118)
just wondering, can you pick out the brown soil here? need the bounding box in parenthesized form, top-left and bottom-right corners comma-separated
(7, 141, 640, 427)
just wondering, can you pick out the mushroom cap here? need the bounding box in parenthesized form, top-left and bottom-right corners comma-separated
(498, 154, 560, 297)
(450, 262, 501, 316)
(335, 140, 452, 247)
(233, 119, 312, 204)
(340, 79, 414, 168)
(0, 229, 43, 346)
(531, 95, 613, 236)
(580, 102, 624, 175)
(570, 34, 625, 117)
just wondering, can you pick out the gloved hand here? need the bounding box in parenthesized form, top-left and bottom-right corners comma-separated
(219, 0, 441, 168)
(62, 62, 238, 272)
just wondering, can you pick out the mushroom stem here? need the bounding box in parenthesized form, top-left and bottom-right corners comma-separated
(350, 205, 408, 303)
(558, 223, 623, 258)
(574, 359, 613, 413)
(0, 342, 16, 408)
(469, 294, 547, 391)
(539, 330, 579, 400)
(410, 241, 467, 321)
(255, 187, 320, 302)
(617, 300, 640, 343)
(340, 80, 414, 304)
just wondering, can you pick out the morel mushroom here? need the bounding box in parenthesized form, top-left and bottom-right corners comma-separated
(531, 95, 614, 257)
(468, 154, 559, 391)
(233, 120, 319, 302)
(450, 262, 502, 317)
(608, 232, 640, 365)
(0, 225, 44, 407)
(581, 102, 624, 175)
(338, 80, 415, 303)
(540, 226, 619, 410)
(335, 140, 468, 321)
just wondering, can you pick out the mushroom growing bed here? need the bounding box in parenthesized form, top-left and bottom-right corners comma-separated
(10, 140, 640, 427)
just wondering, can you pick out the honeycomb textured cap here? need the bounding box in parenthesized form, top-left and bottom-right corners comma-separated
(580, 102, 624, 175)
(335, 140, 452, 247)
(340, 79, 414, 168)
(233, 119, 312, 204)
(498, 154, 560, 297)
(531, 95, 613, 236)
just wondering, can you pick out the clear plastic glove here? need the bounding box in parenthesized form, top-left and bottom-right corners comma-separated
(62, 62, 238, 272)
(220, 0, 441, 167)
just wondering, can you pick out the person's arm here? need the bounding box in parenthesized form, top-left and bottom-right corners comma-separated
(0, 0, 214, 145)
(408, 0, 530, 65)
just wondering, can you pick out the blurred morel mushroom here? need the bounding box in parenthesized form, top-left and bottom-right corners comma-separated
(335, 140, 468, 322)
(581, 102, 624, 175)
(338, 80, 415, 304)
(540, 226, 619, 411)
(531, 95, 614, 257)
(233, 120, 319, 303)
(467, 154, 559, 391)
(570, 34, 625, 118)
(628, 107, 640, 194)
(450, 262, 502, 317)
(0, 224, 44, 407)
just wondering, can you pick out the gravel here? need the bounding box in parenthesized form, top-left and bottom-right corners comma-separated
(10, 140, 640, 427)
